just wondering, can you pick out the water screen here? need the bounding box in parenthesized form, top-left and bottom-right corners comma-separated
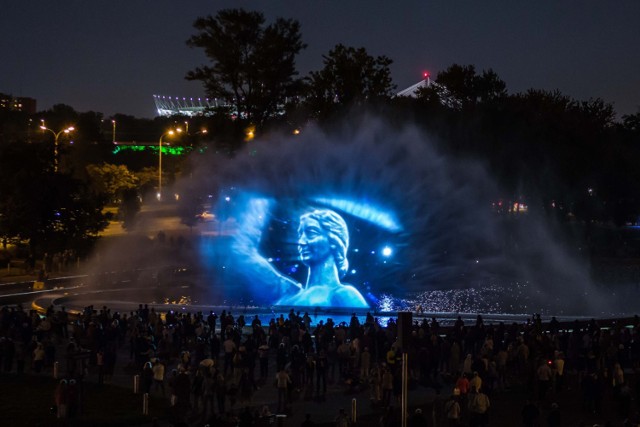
(204, 192, 404, 309)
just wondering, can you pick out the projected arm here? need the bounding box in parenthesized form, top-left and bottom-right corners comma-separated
(231, 197, 302, 301)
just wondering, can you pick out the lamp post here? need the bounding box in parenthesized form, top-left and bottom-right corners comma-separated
(111, 120, 116, 144)
(157, 128, 182, 201)
(40, 124, 75, 172)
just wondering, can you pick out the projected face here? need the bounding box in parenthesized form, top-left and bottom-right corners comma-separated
(274, 209, 368, 308)
(298, 215, 334, 266)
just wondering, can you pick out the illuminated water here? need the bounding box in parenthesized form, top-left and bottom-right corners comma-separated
(86, 117, 638, 318)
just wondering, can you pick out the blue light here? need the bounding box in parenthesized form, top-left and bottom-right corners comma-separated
(382, 246, 392, 257)
(312, 197, 402, 232)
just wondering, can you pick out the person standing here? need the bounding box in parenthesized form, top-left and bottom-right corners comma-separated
(469, 371, 482, 393)
(141, 361, 154, 395)
(316, 350, 328, 398)
(467, 386, 490, 427)
(215, 370, 226, 415)
(553, 352, 565, 392)
(67, 379, 79, 419)
(275, 367, 291, 413)
(54, 379, 68, 420)
(33, 342, 45, 373)
(152, 359, 165, 396)
(223, 336, 237, 375)
(536, 360, 552, 400)
(202, 371, 215, 419)
(174, 368, 192, 415)
(334, 408, 350, 427)
(444, 394, 461, 426)
(360, 346, 371, 381)
(96, 350, 105, 385)
(381, 367, 394, 408)
(258, 340, 270, 379)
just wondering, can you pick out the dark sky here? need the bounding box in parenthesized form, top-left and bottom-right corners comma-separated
(2, 1, 639, 119)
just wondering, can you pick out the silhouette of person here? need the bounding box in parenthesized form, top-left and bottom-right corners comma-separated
(276, 209, 368, 308)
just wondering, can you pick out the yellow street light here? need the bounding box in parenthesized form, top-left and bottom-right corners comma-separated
(39, 124, 75, 172)
(157, 128, 182, 201)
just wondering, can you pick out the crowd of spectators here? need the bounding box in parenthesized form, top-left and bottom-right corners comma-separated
(2, 302, 640, 426)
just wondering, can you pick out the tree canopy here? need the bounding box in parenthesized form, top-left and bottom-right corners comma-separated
(86, 163, 139, 204)
(416, 63, 507, 110)
(186, 9, 306, 126)
(0, 140, 108, 256)
(305, 44, 395, 117)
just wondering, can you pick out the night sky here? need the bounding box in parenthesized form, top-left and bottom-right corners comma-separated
(2, 1, 639, 118)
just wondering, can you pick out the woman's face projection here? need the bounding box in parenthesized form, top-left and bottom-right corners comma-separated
(297, 215, 332, 266)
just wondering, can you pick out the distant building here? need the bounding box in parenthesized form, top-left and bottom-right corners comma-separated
(394, 78, 461, 109)
(0, 93, 37, 114)
(395, 78, 432, 98)
(153, 95, 229, 117)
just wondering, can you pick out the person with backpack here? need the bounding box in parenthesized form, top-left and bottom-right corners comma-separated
(444, 394, 461, 426)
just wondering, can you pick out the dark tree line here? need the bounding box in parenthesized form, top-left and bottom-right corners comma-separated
(407, 65, 640, 226)
(1, 7, 639, 258)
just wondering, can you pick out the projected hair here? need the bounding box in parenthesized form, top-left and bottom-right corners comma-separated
(302, 209, 350, 278)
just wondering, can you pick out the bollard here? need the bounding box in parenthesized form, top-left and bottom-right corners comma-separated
(352, 398, 357, 424)
(143, 393, 149, 415)
(53, 361, 59, 379)
(133, 374, 140, 394)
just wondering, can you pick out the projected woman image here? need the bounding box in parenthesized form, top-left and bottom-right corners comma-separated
(275, 209, 369, 308)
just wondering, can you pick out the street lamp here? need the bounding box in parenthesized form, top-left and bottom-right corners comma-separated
(111, 120, 116, 144)
(39, 124, 75, 172)
(157, 128, 182, 201)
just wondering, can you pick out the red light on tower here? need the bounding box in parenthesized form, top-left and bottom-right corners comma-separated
(423, 71, 430, 79)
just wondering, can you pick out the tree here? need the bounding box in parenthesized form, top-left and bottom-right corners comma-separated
(622, 111, 640, 132)
(186, 9, 306, 126)
(119, 188, 141, 230)
(86, 163, 139, 205)
(177, 195, 205, 231)
(0, 140, 108, 256)
(134, 167, 159, 202)
(416, 64, 506, 109)
(305, 44, 395, 117)
(64, 110, 113, 177)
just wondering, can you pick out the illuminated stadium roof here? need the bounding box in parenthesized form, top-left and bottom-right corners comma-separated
(395, 78, 432, 98)
(153, 95, 231, 117)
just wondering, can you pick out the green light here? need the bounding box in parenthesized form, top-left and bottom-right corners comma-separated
(112, 145, 193, 156)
